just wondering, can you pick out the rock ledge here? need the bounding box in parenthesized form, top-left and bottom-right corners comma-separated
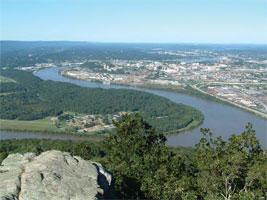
(0, 150, 112, 200)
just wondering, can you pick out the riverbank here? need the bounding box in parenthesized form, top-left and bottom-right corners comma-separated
(163, 117, 204, 135)
(191, 85, 267, 120)
(0, 118, 111, 137)
(0, 114, 203, 138)
(61, 69, 267, 120)
(1, 68, 204, 137)
(32, 67, 267, 148)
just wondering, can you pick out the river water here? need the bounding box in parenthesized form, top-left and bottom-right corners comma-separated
(1, 67, 266, 147)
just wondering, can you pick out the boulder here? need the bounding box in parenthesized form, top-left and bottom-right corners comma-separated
(0, 150, 112, 200)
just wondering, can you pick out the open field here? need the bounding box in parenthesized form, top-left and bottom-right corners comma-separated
(0, 115, 202, 136)
(0, 118, 65, 133)
(0, 75, 15, 83)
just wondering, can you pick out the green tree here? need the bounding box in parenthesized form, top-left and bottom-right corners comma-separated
(195, 123, 266, 200)
(104, 113, 199, 200)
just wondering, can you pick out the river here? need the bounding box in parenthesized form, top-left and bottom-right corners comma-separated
(1, 67, 266, 147)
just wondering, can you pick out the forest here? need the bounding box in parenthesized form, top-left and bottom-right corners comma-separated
(2, 41, 265, 69)
(0, 114, 266, 200)
(0, 69, 203, 133)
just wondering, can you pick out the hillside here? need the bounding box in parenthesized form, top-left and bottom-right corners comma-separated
(0, 69, 203, 133)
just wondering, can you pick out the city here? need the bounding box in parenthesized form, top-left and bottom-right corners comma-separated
(1, 0, 267, 198)
(17, 47, 267, 118)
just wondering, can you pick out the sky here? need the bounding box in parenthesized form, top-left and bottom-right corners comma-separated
(1, 0, 267, 44)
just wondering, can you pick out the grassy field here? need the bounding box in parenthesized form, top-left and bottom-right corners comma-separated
(0, 75, 16, 83)
(0, 116, 203, 136)
(0, 118, 65, 133)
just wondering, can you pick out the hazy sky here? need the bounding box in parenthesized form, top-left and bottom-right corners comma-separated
(1, 0, 267, 43)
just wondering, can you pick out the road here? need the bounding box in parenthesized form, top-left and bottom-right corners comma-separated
(191, 84, 267, 120)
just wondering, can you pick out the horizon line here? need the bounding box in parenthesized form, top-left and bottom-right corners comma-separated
(1, 40, 267, 45)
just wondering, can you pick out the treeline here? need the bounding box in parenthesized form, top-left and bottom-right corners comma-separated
(0, 42, 177, 68)
(0, 139, 104, 164)
(0, 69, 203, 132)
(6, 41, 264, 69)
(0, 114, 266, 199)
(103, 115, 266, 200)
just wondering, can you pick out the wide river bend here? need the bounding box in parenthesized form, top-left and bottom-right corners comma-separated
(1, 67, 266, 147)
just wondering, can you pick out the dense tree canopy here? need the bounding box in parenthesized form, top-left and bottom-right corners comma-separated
(103, 115, 266, 200)
(195, 124, 266, 199)
(0, 70, 203, 132)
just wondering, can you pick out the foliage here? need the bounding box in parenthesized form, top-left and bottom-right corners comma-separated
(195, 123, 266, 200)
(0, 69, 203, 133)
(0, 115, 265, 200)
(104, 115, 266, 199)
(104, 114, 196, 199)
(0, 139, 104, 161)
(2, 41, 266, 69)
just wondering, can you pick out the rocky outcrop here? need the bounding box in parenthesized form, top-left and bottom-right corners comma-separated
(0, 150, 112, 200)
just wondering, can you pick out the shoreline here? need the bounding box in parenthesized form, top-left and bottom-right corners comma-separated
(60, 69, 267, 120)
(0, 128, 106, 142)
(2, 67, 266, 147)
(0, 115, 204, 138)
(0, 75, 204, 137)
(190, 85, 267, 120)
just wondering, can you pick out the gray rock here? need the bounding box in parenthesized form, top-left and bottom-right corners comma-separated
(0, 150, 112, 200)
